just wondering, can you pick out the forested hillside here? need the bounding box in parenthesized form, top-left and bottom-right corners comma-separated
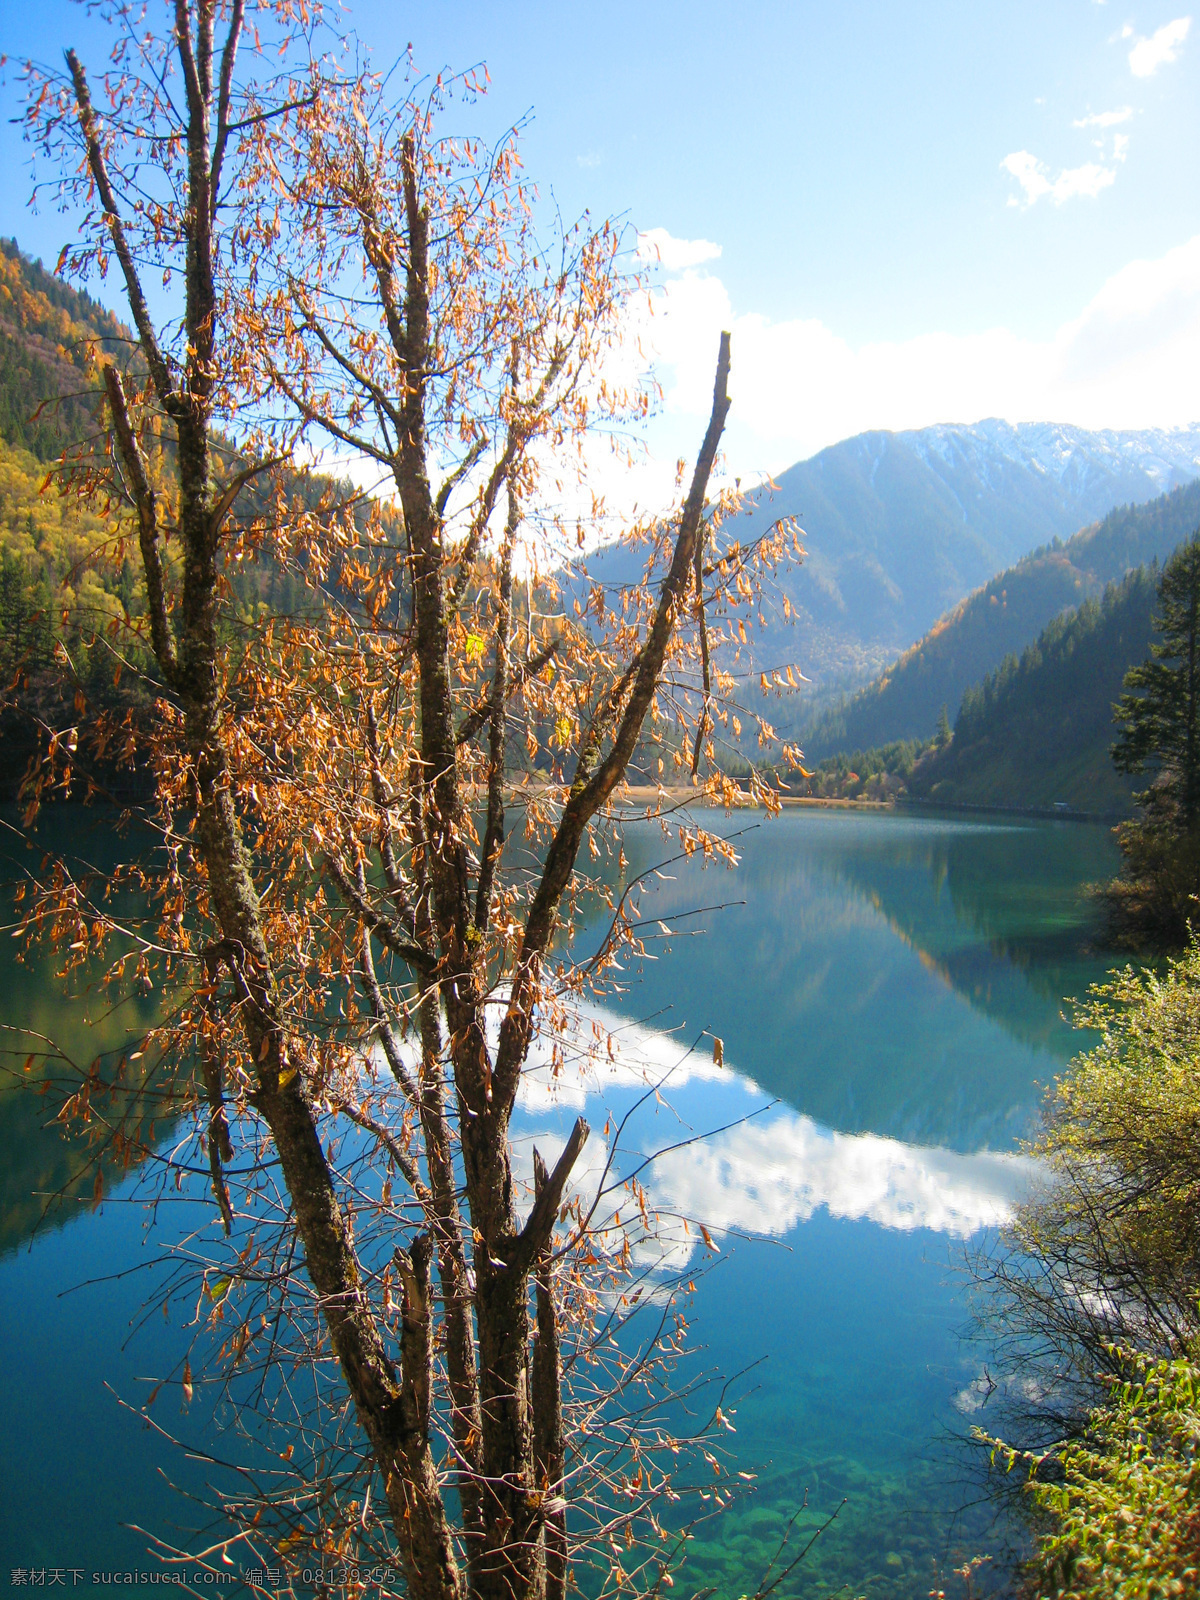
(5, 229, 1198, 816)
(0, 235, 131, 457)
(0, 239, 347, 799)
(801, 481, 1200, 761)
(907, 567, 1158, 813)
(0, 235, 131, 632)
(0, 239, 147, 794)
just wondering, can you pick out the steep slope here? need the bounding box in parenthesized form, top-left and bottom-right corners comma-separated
(907, 567, 1158, 815)
(801, 480, 1200, 760)
(0, 238, 372, 616)
(0, 239, 149, 787)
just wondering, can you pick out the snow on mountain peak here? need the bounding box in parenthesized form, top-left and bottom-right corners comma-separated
(900, 419, 1200, 496)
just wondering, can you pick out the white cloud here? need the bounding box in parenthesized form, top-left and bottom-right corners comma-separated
(510, 1125, 612, 1226)
(622, 230, 1200, 479)
(1072, 105, 1133, 126)
(352, 221, 1200, 532)
(636, 227, 722, 271)
(1129, 16, 1191, 75)
(1001, 149, 1117, 206)
(1114, 131, 1130, 160)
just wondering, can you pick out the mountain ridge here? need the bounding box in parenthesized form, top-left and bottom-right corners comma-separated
(3, 230, 1200, 788)
(730, 417, 1200, 691)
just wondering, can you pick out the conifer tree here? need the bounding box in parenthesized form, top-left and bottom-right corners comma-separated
(1109, 533, 1200, 941)
(1113, 534, 1200, 828)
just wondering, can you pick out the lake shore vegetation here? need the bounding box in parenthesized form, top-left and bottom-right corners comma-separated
(976, 943, 1200, 1596)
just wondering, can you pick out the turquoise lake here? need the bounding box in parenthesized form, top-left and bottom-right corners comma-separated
(0, 807, 1123, 1597)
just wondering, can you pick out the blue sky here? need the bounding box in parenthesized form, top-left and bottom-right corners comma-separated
(1, 1, 1197, 480)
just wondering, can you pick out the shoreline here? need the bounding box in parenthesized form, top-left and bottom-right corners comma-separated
(609, 785, 1122, 824)
(613, 785, 890, 811)
(4, 786, 1124, 827)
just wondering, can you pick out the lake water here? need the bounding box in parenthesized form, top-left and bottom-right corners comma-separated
(0, 807, 1121, 1596)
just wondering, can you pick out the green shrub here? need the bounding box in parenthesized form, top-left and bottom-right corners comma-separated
(984, 1349, 1200, 1599)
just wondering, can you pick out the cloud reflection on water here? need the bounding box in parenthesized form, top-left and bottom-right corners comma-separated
(516, 1001, 1039, 1243)
(648, 1117, 1037, 1239)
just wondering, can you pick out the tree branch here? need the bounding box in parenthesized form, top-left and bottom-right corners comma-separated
(474, 485, 519, 931)
(102, 365, 178, 683)
(448, 441, 515, 612)
(494, 333, 732, 1104)
(200, 1026, 234, 1235)
(435, 434, 489, 519)
(502, 1116, 589, 1276)
(223, 92, 319, 135)
(531, 1149, 567, 1600)
(690, 510, 713, 777)
(209, 0, 244, 213)
(337, 1097, 425, 1196)
(447, 347, 566, 614)
(357, 923, 420, 1104)
(326, 854, 430, 972)
(174, 0, 208, 137)
(66, 51, 175, 407)
(397, 1233, 435, 1439)
(364, 703, 415, 927)
(294, 294, 404, 432)
(267, 362, 397, 466)
(455, 637, 561, 746)
(208, 454, 285, 540)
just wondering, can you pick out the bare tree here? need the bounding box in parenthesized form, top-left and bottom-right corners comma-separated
(19, 6, 804, 1596)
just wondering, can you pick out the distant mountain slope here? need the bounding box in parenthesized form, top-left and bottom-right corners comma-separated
(730, 418, 1200, 689)
(907, 567, 1158, 815)
(0, 236, 130, 459)
(801, 479, 1200, 760)
(0, 238, 363, 801)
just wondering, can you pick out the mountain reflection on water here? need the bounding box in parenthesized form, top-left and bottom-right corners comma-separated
(0, 814, 167, 1258)
(607, 808, 1119, 1152)
(825, 815, 1120, 1049)
(0, 805, 1122, 1595)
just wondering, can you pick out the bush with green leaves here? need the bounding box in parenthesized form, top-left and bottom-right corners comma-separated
(978, 942, 1200, 1595)
(983, 1349, 1200, 1599)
